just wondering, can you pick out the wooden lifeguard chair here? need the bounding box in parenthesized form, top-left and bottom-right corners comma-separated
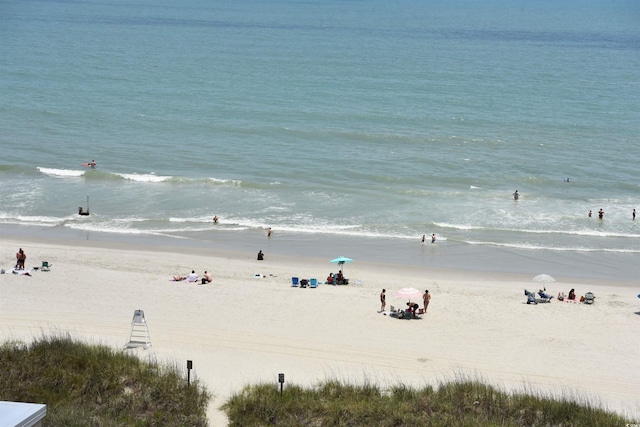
(124, 309, 151, 350)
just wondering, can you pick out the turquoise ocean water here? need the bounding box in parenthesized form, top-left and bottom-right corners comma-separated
(1, 0, 638, 281)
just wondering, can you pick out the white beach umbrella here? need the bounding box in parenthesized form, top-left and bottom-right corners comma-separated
(533, 274, 556, 283)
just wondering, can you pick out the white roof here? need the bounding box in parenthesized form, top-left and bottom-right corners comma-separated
(0, 401, 47, 427)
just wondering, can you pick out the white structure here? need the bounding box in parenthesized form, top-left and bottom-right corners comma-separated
(124, 309, 151, 350)
(0, 401, 46, 427)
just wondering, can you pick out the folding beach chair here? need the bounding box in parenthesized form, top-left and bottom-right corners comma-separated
(291, 277, 299, 287)
(584, 292, 595, 304)
(309, 278, 317, 288)
(41, 261, 51, 271)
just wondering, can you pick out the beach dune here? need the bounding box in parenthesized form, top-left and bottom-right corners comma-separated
(1, 237, 638, 425)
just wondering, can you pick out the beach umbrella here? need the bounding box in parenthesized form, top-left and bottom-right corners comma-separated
(329, 256, 353, 272)
(533, 274, 555, 283)
(394, 287, 422, 302)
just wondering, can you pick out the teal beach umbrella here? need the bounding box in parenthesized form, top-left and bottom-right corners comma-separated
(329, 256, 353, 273)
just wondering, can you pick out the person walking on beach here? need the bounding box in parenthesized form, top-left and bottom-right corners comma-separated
(431, 234, 436, 244)
(16, 248, 26, 270)
(380, 289, 386, 312)
(423, 290, 431, 313)
(513, 190, 519, 200)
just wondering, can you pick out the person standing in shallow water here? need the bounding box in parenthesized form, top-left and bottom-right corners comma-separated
(431, 234, 436, 244)
(513, 190, 519, 200)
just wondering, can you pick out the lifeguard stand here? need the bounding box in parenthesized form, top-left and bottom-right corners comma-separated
(124, 309, 151, 350)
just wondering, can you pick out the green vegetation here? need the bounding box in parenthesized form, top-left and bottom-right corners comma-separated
(2, 335, 636, 426)
(222, 379, 636, 427)
(0, 334, 210, 426)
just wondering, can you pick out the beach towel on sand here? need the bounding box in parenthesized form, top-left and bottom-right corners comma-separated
(7, 268, 32, 276)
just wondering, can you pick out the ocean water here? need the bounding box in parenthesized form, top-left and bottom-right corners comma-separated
(1, 0, 638, 280)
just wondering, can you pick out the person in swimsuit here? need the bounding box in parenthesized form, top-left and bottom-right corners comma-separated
(513, 190, 519, 200)
(598, 209, 604, 220)
(423, 290, 431, 313)
(380, 289, 386, 311)
(431, 234, 436, 244)
(16, 248, 26, 270)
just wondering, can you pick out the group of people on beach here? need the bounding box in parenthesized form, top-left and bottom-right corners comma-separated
(557, 288, 593, 303)
(173, 270, 212, 284)
(380, 289, 431, 318)
(326, 270, 347, 285)
(527, 287, 594, 305)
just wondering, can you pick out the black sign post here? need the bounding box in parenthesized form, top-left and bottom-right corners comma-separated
(187, 360, 193, 386)
(278, 373, 285, 397)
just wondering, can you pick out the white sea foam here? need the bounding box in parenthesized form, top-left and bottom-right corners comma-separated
(206, 177, 242, 186)
(37, 167, 85, 177)
(465, 240, 640, 253)
(114, 173, 172, 183)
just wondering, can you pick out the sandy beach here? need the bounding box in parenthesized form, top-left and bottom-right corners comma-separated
(1, 236, 639, 425)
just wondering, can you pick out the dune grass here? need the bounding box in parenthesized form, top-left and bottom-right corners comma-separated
(0, 334, 210, 426)
(2, 335, 636, 426)
(222, 379, 636, 427)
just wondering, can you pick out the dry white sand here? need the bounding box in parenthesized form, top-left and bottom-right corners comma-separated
(1, 237, 639, 425)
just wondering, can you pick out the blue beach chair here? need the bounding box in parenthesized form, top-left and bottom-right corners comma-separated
(291, 277, 299, 287)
